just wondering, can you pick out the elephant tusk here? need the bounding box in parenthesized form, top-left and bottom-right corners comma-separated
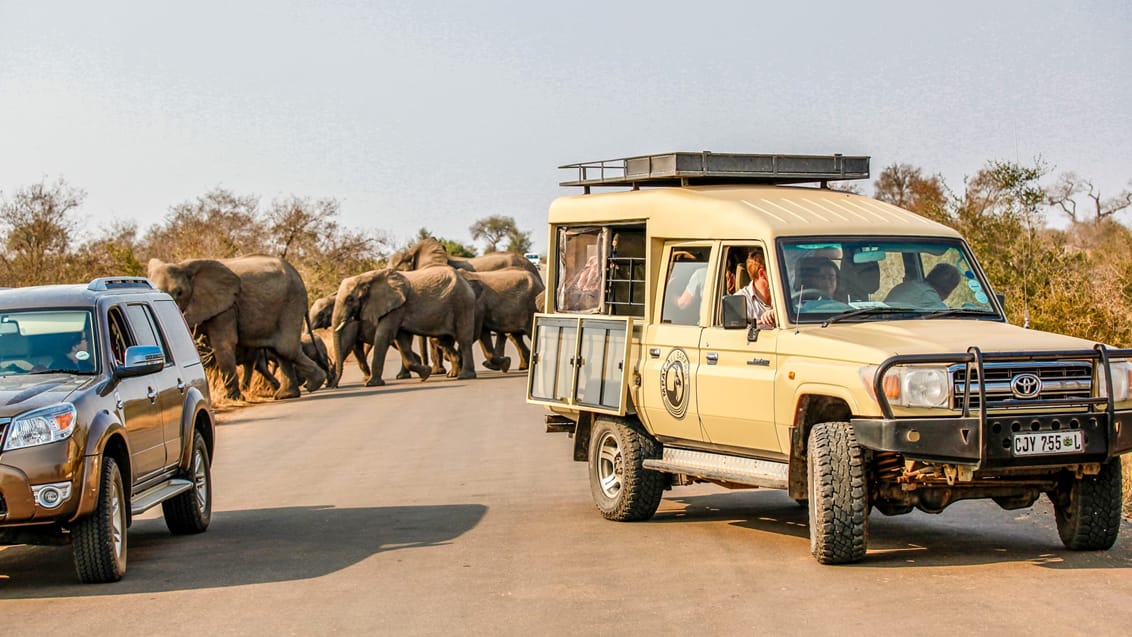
(334, 322, 347, 332)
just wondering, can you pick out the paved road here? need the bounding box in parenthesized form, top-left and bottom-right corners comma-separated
(2, 352, 1132, 635)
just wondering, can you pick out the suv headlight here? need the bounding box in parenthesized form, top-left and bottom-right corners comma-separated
(3, 403, 77, 451)
(861, 366, 950, 408)
(1101, 360, 1132, 402)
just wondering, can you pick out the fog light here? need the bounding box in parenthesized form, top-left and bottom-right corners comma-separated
(32, 482, 72, 509)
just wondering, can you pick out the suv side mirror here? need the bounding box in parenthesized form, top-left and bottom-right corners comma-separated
(721, 295, 747, 329)
(117, 345, 165, 377)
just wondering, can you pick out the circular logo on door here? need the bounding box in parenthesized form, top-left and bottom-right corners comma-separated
(660, 348, 690, 419)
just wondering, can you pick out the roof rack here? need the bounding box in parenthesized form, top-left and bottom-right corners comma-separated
(87, 277, 155, 291)
(559, 151, 870, 191)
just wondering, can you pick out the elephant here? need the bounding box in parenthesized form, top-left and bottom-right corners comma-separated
(389, 237, 543, 372)
(311, 293, 370, 386)
(459, 269, 543, 371)
(330, 267, 478, 387)
(234, 331, 334, 396)
(148, 254, 326, 400)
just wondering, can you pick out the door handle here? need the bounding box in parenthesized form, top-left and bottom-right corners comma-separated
(649, 348, 661, 358)
(705, 353, 719, 364)
(177, 378, 186, 394)
(147, 387, 157, 403)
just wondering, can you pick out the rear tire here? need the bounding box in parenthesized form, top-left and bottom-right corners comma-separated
(1052, 456, 1122, 551)
(162, 431, 213, 534)
(73, 456, 128, 583)
(589, 418, 665, 521)
(807, 421, 869, 564)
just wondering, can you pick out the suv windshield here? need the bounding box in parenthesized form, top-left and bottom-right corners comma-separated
(0, 310, 98, 375)
(777, 238, 1000, 324)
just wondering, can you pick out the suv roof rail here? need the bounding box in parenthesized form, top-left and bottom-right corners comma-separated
(560, 151, 870, 191)
(87, 277, 155, 291)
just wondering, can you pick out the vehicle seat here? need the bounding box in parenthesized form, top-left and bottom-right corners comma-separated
(837, 261, 881, 302)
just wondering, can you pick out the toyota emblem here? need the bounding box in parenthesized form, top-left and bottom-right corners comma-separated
(1011, 373, 1042, 399)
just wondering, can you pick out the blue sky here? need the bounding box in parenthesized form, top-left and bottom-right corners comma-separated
(1, 1, 1129, 253)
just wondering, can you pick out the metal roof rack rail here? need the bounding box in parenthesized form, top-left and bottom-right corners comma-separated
(560, 151, 870, 192)
(88, 277, 155, 291)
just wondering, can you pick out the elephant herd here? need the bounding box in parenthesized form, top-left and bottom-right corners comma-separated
(146, 238, 544, 401)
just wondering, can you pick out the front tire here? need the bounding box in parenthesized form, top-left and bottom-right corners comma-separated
(163, 431, 213, 534)
(73, 456, 128, 583)
(589, 418, 665, 521)
(1052, 456, 1122, 551)
(807, 421, 869, 564)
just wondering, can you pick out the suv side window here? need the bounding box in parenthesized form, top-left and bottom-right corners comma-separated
(661, 245, 712, 326)
(123, 303, 172, 364)
(151, 298, 200, 365)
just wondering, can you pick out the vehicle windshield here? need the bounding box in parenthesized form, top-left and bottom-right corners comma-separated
(777, 238, 1000, 324)
(0, 310, 98, 375)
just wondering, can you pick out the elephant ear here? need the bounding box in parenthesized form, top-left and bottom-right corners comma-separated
(363, 270, 409, 321)
(183, 259, 241, 326)
(146, 258, 166, 280)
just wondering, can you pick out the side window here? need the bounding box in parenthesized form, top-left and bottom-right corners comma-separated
(714, 244, 763, 326)
(661, 245, 711, 326)
(123, 303, 172, 364)
(152, 298, 202, 364)
(107, 308, 131, 366)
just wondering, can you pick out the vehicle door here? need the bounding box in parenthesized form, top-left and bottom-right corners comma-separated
(696, 242, 782, 456)
(122, 302, 188, 471)
(106, 306, 167, 480)
(637, 242, 712, 443)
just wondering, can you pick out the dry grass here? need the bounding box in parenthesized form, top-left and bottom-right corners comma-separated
(1124, 455, 1132, 519)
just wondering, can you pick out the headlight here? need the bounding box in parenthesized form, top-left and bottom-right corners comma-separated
(3, 403, 77, 451)
(1102, 360, 1132, 402)
(861, 366, 950, 408)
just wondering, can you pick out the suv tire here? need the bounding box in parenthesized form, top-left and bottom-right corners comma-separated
(73, 456, 128, 583)
(1051, 456, 1122, 551)
(162, 431, 213, 534)
(807, 421, 868, 564)
(589, 417, 664, 522)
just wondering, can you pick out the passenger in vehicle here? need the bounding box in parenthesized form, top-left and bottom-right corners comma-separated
(796, 257, 840, 299)
(885, 263, 962, 308)
(675, 264, 707, 310)
(739, 248, 776, 328)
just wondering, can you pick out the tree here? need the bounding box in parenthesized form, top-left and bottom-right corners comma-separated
(873, 164, 948, 223)
(505, 228, 532, 254)
(470, 215, 524, 253)
(0, 178, 84, 286)
(70, 220, 146, 280)
(141, 188, 267, 262)
(1046, 172, 1132, 225)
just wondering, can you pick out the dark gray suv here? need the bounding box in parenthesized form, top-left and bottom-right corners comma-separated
(0, 277, 215, 583)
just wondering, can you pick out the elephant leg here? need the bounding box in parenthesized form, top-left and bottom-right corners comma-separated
(206, 321, 241, 400)
(272, 359, 302, 400)
(429, 336, 446, 375)
(393, 341, 413, 380)
(479, 328, 511, 373)
(455, 328, 477, 381)
(366, 324, 397, 387)
(253, 349, 281, 392)
(395, 332, 431, 381)
(508, 333, 531, 370)
(354, 342, 372, 378)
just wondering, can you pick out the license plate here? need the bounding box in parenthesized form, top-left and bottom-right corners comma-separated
(1012, 430, 1083, 457)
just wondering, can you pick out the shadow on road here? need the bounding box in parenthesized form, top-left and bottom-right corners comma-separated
(660, 491, 1132, 569)
(0, 503, 487, 596)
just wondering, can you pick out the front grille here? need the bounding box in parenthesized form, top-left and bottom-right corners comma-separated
(951, 362, 1093, 409)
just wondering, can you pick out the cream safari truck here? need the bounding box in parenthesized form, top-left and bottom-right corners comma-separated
(526, 151, 1132, 564)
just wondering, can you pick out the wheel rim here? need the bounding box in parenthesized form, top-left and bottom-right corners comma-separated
(597, 431, 624, 499)
(192, 448, 208, 514)
(111, 477, 125, 561)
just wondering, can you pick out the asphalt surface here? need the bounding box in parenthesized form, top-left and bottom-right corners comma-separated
(2, 350, 1132, 635)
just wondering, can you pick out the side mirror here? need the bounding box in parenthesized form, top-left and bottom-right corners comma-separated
(116, 345, 164, 377)
(721, 295, 747, 329)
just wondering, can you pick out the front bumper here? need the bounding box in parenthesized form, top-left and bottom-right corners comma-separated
(852, 410, 1132, 468)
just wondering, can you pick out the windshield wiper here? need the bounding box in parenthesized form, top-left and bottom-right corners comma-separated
(823, 307, 920, 326)
(920, 308, 999, 320)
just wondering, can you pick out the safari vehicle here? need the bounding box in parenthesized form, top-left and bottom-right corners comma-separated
(0, 277, 215, 582)
(527, 151, 1132, 564)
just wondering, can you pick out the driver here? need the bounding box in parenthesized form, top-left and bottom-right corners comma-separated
(797, 257, 839, 299)
(739, 248, 776, 328)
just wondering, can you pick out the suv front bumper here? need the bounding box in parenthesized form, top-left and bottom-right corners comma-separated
(852, 410, 1132, 468)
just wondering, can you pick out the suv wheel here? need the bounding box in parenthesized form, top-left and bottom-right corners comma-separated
(807, 421, 869, 564)
(1051, 456, 1122, 550)
(162, 431, 213, 534)
(73, 456, 128, 583)
(589, 418, 664, 521)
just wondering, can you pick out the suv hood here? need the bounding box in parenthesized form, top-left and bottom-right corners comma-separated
(0, 374, 92, 417)
(781, 319, 1102, 364)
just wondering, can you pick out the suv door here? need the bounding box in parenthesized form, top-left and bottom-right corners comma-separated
(696, 242, 782, 456)
(122, 302, 185, 471)
(637, 242, 712, 443)
(106, 306, 167, 480)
